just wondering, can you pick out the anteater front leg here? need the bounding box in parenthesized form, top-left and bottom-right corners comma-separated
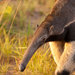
(49, 41, 64, 65)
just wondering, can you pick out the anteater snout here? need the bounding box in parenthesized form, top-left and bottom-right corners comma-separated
(55, 70, 70, 75)
(19, 64, 26, 72)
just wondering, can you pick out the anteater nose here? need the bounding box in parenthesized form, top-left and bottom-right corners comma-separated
(56, 70, 70, 75)
(19, 64, 26, 72)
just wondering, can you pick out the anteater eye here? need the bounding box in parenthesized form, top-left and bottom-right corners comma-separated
(43, 38, 46, 41)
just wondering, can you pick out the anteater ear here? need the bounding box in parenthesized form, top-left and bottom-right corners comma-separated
(45, 24, 70, 42)
(48, 21, 72, 36)
(37, 24, 39, 28)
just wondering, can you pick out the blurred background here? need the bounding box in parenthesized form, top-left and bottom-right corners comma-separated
(0, 0, 56, 75)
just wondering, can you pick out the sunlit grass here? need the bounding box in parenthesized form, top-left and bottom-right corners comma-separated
(0, 0, 56, 75)
(0, 64, 10, 73)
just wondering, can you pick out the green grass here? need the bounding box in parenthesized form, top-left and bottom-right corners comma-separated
(0, 0, 56, 75)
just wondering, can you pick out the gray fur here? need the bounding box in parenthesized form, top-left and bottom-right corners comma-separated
(55, 22, 75, 75)
(19, 0, 75, 75)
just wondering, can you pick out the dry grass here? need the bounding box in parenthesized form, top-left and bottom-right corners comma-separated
(0, 0, 56, 75)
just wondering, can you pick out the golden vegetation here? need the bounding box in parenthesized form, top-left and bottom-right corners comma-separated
(0, 0, 56, 75)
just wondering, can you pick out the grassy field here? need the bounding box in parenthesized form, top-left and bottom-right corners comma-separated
(0, 0, 56, 75)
